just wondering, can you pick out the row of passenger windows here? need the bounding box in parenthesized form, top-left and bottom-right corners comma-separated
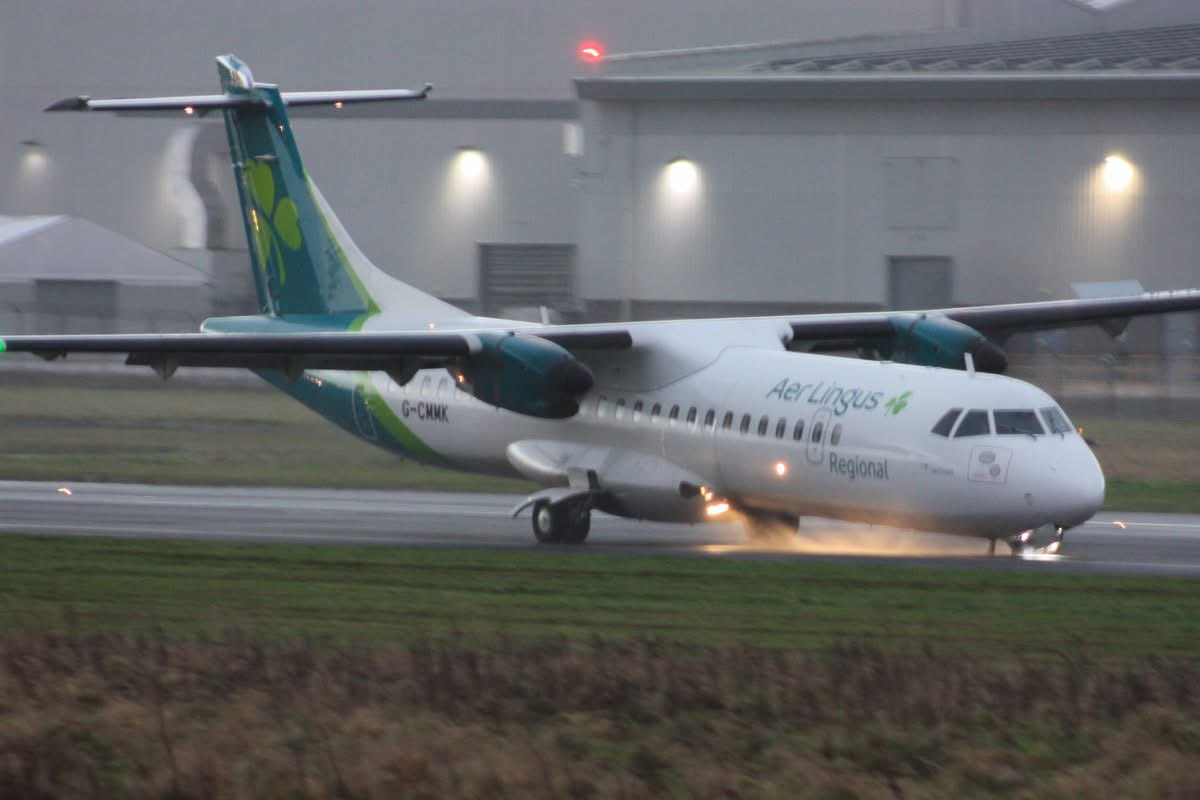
(591, 397, 843, 446)
(388, 376, 847, 447)
(930, 406, 1074, 439)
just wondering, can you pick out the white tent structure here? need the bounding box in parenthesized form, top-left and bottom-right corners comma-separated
(0, 215, 211, 335)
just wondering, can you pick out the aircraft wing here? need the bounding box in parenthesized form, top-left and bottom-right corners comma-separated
(0, 329, 632, 375)
(785, 288, 1200, 343)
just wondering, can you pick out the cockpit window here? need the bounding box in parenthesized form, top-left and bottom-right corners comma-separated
(931, 408, 962, 437)
(994, 410, 1044, 436)
(953, 409, 990, 438)
(1040, 407, 1074, 435)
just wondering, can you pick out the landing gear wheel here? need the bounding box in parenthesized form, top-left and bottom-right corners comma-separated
(531, 499, 592, 545)
(562, 510, 591, 544)
(532, 500, 566, 544)
(742, 513, 799, 544)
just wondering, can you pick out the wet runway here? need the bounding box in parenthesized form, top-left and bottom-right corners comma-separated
(1, 480, 1199, 576)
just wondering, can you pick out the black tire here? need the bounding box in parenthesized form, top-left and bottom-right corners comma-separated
(562, 506, 591, 545)
(532, 500, 567, 544)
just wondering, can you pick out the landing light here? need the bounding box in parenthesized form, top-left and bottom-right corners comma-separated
(1113, 520, 1127, 530)
(705, 501, 730, 517)
(57, 486, 72, 496)
(183, 106, 194, 116)
(334, 101, 344, 109)
(773, 461, 788, 478)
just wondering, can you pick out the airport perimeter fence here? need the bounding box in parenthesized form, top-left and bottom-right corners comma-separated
(1008, 354, 1200, 420)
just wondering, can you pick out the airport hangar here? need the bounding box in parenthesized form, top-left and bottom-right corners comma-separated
(1, 0, 1198, 358)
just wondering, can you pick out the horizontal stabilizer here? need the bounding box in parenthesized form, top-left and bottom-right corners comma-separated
(46, 86, 432, 116)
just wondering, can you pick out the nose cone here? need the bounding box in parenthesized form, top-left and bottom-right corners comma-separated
(551, 356, 594, 396)
(969, 338, 1008, 374)
(1048, 444, 1106, 528)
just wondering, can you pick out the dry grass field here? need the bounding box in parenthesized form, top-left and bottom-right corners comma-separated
(2, 632, 1200, 799)
(1, 529, 1200, 799)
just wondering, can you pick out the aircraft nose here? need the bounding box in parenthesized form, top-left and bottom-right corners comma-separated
(1048, 446, 1106, 528)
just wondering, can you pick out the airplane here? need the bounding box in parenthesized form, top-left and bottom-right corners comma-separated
(12, 54, 1200, 554)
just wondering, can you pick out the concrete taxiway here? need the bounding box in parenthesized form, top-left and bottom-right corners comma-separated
(0, 480, 1198, 576)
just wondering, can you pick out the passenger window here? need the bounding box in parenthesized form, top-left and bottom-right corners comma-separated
(437, 378, 449, 398)
(722, 411, 734, 431)
(668, 405, 680, 423)
(596, 396, 608, 418)
(757, 415, 769, 436)
(615, 398, 626, 420)
(775, 418, 787, 439)
(421, 376, 432, 397)
(686, 407, 698, 426)
(650, 403, 662, 420)
(1040, 406, 1074, 435)
(739, 414, 751, 434)
(954, 409, 990, 438)
(811, 421, 824, 443)
(994, 410, 1044, 436)
(830, 424, 842, 446)
(793, 419, 805, 441)
(703, 409, 716, 429)
(931, 408, 963, 438)
(633, 400, 644, 421)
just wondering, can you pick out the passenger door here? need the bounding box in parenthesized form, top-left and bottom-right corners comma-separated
(352, 383, 378, 441)
(806, 408, 832, 465)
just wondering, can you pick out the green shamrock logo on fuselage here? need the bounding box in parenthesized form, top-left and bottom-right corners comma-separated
(245, 160, 301, 293)
(884, 390, 912, 416)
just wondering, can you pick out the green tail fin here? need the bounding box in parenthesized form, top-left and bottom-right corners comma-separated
(218, 55, 378, 317)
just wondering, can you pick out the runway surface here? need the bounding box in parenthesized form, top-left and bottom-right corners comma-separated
(1, 480, 1199, 576)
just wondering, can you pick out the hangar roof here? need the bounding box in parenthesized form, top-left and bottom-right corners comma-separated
(577, 23, 1200, 103)
(751, 23, 1200, 74)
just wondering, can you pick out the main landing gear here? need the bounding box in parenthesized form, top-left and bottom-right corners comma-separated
(531, 497, 592, 545)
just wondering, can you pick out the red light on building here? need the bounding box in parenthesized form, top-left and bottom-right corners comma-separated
(579, 41, 604, 63)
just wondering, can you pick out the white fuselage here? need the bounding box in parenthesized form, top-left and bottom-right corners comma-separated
(316, 330, 1105, 541)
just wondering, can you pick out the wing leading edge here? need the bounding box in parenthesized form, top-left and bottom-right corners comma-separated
(0, 328, 633, 379)
(786, 289, 1200, 343)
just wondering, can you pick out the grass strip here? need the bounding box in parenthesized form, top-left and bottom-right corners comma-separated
(2, 534, 1200, 657)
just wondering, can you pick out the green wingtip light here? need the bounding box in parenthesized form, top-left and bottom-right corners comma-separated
(0, 339, 7, 353)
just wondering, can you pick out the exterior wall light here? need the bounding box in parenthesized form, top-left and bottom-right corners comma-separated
(1101, 154, 1135, 193)
(665, 158, 698, 194)
(455, 147, 487, 181)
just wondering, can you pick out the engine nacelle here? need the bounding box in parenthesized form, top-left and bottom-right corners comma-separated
(877, 315, 1008, 373)
(456, 333, 593, 418)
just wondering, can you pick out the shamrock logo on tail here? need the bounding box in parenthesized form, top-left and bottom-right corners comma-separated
(884, 390, 912, 416)
(245, 160, 302, 292)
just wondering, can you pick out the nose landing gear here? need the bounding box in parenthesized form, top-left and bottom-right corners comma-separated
(999, 525, 1067, 557)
